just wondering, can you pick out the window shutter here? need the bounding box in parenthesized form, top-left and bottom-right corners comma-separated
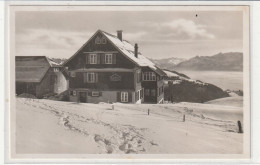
(112, 54, 116, 64)
(128, 92, 132, 102)
(83, 73, 87, 83)
(101, 54, 105, 64)
(86, 73, 89, 83)
(95, 73, 98, 83)
(97, 54, 101, 64)
(117, 92, 121, 102)
(86, 54, 90, 64)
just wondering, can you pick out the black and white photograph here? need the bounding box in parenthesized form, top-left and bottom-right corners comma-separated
(5, 3, 251, 162)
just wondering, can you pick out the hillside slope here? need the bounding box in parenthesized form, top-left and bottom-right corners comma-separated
(163, 69, 229, 103)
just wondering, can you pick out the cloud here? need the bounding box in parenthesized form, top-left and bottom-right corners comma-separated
(15, 29, 93, 57)
(137, 19, 215, 41)
(162, 19, 215, 39)
(123, 31, 147, 42)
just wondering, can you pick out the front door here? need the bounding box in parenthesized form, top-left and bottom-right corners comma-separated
(79, 92, 87, 103)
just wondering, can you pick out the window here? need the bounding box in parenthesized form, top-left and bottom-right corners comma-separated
(92, 91, 99, 97)
(88, 73, 95, 83)
(143, 72, 156, 81)
(145, 89, 150, 96)
(105, 54, 113, 64)
(54, 68, 59, 72)
(151, 89, 156, 96)
(121, 92, 128, 102)
(84, 73, 98, 83)
(73, 91, 77, 96)
(102, 37, 107, 44)
(70, 72, 76, 77)
(95, 37, 101, 44)
(90, 54, 97, 64)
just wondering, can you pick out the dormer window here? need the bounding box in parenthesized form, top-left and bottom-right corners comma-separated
(95, 37, 101, 44)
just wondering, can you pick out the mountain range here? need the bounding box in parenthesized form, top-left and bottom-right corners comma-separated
(150, 52, 243, 71)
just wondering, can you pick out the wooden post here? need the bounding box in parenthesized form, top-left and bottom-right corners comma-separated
(237, 120, 243, 133)
(183, 115, 185, 122)
(112, 105, 114, 110)
(148, 109, 150, 115)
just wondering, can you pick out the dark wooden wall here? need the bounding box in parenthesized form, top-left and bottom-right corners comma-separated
(69, 72, 134, 90)
(35, 69, 56, 98)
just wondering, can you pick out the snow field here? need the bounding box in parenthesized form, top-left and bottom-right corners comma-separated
(16, 98, 243, 154)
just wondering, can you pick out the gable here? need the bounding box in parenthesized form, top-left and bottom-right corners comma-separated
(64, 30, 137, 70)
(63, 30, 165, 76)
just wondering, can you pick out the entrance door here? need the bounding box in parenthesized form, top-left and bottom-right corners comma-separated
(79, 92, 87, 103)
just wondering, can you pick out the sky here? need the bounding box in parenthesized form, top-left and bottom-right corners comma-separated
(15, 10, 243, 59)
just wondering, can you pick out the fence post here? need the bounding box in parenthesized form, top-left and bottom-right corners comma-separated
(112, 105, 114, 110)
(183, 115, 185, 122)
(148, 109, 150, 115)
(237, 120, 243, 133)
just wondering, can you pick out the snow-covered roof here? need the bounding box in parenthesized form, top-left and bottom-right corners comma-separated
(163, 70, 180, 77)
(46, 57, 62, 67)
(101, 30, 166, 76)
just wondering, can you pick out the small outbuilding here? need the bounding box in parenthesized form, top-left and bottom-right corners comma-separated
(15, 56, 69, 98)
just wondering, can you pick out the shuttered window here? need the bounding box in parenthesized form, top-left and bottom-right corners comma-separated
(105, 54, 113, 64)
(89, 54, 97, 64)
(84, 73, 98, 83)
(121, 92, 128, 102)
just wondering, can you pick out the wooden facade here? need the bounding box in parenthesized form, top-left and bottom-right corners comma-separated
(64, 30, 166, 104)
(15, 56, 69, 98)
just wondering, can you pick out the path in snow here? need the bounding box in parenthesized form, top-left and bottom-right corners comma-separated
(16, 98, 243, 154)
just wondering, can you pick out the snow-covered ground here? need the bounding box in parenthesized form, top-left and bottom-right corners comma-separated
(16, 97, 243, 154)
(205, 95, 243, 107)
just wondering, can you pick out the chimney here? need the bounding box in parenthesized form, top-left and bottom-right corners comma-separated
(117, 30, 123, 41)
(135, 43, 138, 58)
